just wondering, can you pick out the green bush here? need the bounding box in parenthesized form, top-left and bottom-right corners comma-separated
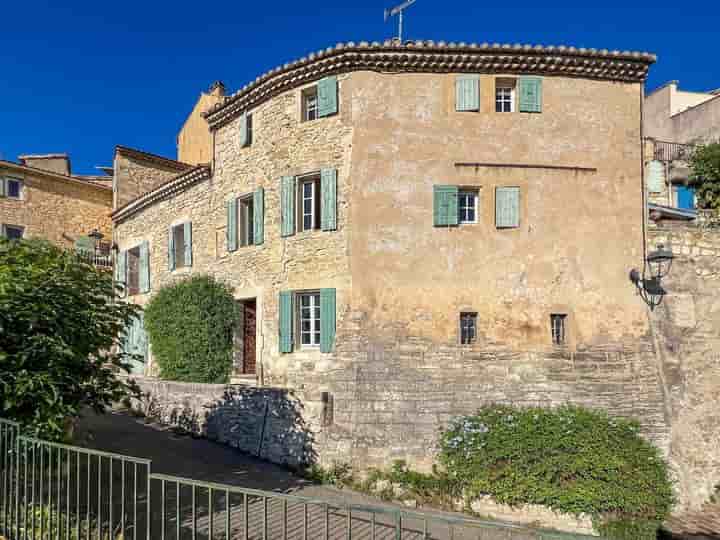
(144, 275, 238, 383)
(689, 141, 720, 210)
(439, 404, 674, 539)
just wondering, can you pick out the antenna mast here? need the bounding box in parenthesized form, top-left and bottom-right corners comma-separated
(384, 0, 418, 43)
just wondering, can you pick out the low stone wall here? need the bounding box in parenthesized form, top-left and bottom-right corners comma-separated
(130, 378, 322, 469)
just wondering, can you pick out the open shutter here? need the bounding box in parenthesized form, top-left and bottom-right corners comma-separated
(254, 187, 264, 245)
(168, 227, 176, 270)
(227, 199, 238, 251)
(519, 77, 543, 113)
(183, 222, 193, 267)
(239, 112, 250, 147)
(139, 241, 150, 293)
(281, 176, 296, 237)
(321, 168, 337, 231)
(317, 76, 338, 117)
(433, 186, 459, 226)
(320, 288, 336, 353)
(455, 74, 480, 111)
(496, 187, 520, 228)
(279, 291, 294, 353)
(0, 179, 5, 197)
(115, 250, 128, 297)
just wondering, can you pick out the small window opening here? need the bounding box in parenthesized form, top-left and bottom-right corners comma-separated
(551, 314, 567, 345)
(302, 87, 318, 122)
(239, 195, 254, 246)
(127, 245, 141, 295)
(495, 79, 516, 113)
(297, 176, 321, 232)
(460, 312, 478, 345)
(6, 179, 22, 199)
(172, 224, 186, 269)
(458, 190, 478, 224)
(297, 291, 321, 347)
(2, 224, 24, 240)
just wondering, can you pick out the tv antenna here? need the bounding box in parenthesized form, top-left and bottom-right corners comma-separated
(384, 0, 418, 43)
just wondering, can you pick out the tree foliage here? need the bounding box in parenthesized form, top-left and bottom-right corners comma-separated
(143, 275, 238, 384)
(439, 404, 674, 539)
(689, 141, 720, 210)
(0, 239, 140, 440)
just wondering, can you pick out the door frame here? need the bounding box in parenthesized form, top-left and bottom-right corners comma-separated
(233, 290, 263, 384)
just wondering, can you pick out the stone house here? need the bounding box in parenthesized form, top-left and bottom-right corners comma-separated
(0, 153, 113, 258)
(109, 40, 720, 508)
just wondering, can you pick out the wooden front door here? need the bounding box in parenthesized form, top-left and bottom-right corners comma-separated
(242, 299, 256, 375)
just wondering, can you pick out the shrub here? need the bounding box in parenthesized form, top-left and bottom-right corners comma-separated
(439, 404, 674, 539)
(143, 275, 238, 383)
(689, 141, 720, 210)
(0, 239, 140, 440)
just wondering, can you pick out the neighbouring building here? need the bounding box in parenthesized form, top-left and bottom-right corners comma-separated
(110, 40, 720, 509)
(177, 81, 226, 166)
(0, 153, 113, 260)
(644, 81, 720, 218)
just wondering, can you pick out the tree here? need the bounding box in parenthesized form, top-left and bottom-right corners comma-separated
(689, 141, 720, 211)
(144, 275, 238, 384)
(0, 238, 140, 440)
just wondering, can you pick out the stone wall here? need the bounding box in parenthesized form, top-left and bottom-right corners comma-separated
(0, 165, 112, 249)
(113, 150, 188, 210)
(648, 223, 720, 509)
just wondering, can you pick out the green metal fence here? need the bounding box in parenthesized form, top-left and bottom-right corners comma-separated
(0, 418, 599, 540)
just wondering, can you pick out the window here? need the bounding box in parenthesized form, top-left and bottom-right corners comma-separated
(126, 245, 141, 296)
(460, 312, 477, 345)
(298, 176, 321, 232)
(2, 178, 22, 199)
(172, 224, 188, 269)
(239, 195, 254, 246)
(495, 80, 516, 113)
(2, 224, 24, 240)
(550, 314, 567, 346)
(302, 87, 318, 122)
(298, 291, 321, 347)
(458, 190, 478, 224)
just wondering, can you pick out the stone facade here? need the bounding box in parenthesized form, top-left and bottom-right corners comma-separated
(0, 157, 112, 248)
(115, 40, 720, 509)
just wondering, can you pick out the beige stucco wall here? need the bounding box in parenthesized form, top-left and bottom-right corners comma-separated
(0, 166, 112, 248)
(177, 87, 224, 166)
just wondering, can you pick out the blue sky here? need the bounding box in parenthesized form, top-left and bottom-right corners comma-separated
(0, 0, 717, 175)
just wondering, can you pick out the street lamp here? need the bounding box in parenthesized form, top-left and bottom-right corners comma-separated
(630, 244, 675, 310)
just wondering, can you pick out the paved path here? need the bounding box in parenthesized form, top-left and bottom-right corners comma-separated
(73, 411, 588, 540)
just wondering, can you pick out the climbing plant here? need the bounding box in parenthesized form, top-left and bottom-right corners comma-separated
(689, 141, 720, 210)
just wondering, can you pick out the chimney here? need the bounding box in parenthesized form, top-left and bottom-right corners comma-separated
(208, 81, 226, 98)
(18, 154, 71, 176)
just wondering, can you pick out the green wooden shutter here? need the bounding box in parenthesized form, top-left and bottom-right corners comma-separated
(239, 112, 250, 147)
(519, 77, 543, 113)
(455, 74, 480, 112)
(279, 291, 294, 353)
(227, 199, 238, 251)
(320, 288, 336, 353)
(168, 227, 176, 270)
(0, 179, 5, 197)
(183, 222, 193, 267)
(321, 168, 337, 231)
(317, 76, 338, 117)
(253, 187, 264, 245)
(139, 240, 150, 293)
(281, 176, 296, 237)
(115, 250, 127, 297)
(496, 187, 520, 228)
(647, 160, 665, 194)
(433, 186, 459, 226)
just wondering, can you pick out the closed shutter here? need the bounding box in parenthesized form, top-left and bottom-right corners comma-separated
(168, 227, 176, 270)
(254, 187, 264, 245)
(139, 240, 150, 293)
(279, 291, 294, 353)
(321, 168, 337, 231)
(496, 187, 520, 228)
(455, 74, 480, 112)
(115, 250, 128, 297)
(320, 288, 336, 353)
(74, 236, 94, 254)
(239, 112, 250, 147)
(227, 199, 238, 251)
(433, 185, 459, 226)
(647, 160, 665, 194)
(519, 77, 543, 113)
(317, 76, 338, 117)
(281, 176, 296, 237)
(183, 222, 193, 267)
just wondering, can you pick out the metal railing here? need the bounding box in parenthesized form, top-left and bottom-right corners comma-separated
(653, 140, 694, 162)
(1, 417, 599, 540)
(76, 251, 113, 269)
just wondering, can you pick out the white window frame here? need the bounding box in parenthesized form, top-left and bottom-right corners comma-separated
(302, 87, 318, 122)
(297, 291, 321, 348)
(495, 83, 515, 113)
(297, 175, 320, 232)
(458, 189, 479, 224)
(2, 224, 24, 240)
(550, 314, 567, 346)
(460, 312, 478, 345)
(4, 178, 23, 199)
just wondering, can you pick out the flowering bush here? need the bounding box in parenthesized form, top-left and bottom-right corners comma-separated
(439, 404, 674, 539)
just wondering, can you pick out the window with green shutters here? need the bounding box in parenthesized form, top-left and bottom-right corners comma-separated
(317, 76, 338, 118)
(281, 176, 296, 237)
(455, 74, 480, 112)
(282, 170, 338, 236)
(319, 288, 336, 353)
(320, 169, 337, 231)
(278, 289, 337, 353)
(169, 222, 192, 270)
(495, 187, 520, 229)
(433, 185, 459, 227)
(279, 291, 294, 353)
(519, 76, 543, 113)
